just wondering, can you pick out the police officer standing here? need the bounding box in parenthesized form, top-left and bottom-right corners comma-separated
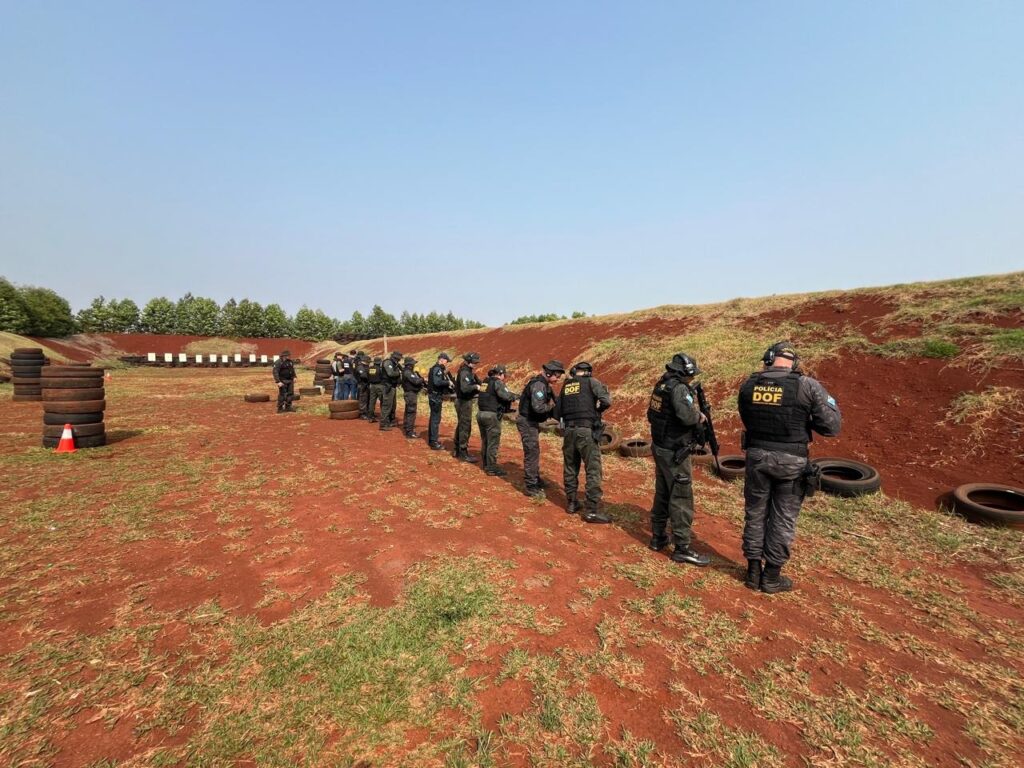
(559, 362, 612, 522)
(355, 353, 371, 419)
(476, 365, 519, 476)
(647, 353, 710, 566)
(401, 356, 425, 438)
(738, 341, 841, 593)
(380, 350, 403, 431)
(272, 350, 297, 413)
(340, 350, 358, 400)
(426, 353, 454, 450)
(331, 352, 346, 401)
(367, 356, 384, 423)
(453, 352, 482, 462)
(516, 360, 565, 498)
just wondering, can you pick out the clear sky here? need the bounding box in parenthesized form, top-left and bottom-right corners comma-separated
(1, 1, 1021, 326)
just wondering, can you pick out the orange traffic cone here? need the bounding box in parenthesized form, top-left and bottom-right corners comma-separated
(54, 423, 76, 453)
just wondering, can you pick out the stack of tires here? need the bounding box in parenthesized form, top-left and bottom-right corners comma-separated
(313, 359, 333, 391)
(41, 365, 106, 448)
(10, 347, 47, 402)
(328, 400, 360, 420)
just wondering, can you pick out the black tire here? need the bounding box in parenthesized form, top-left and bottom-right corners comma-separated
(42, 388, 105, 401)
(38, 377, 103, 389)
(952, 484, 1024, 528)
(619, 438, 652, 458)
(13, 377, 42, 386)
(11, 366, 42, 377)
(291, 395, 301, 401)
(299, 387, 322, 396)
(42, 433, 107, 449)
(11, 394, 42, 402)
(13, 385, 42, 394)
(43, 412, 104, 425)
(598, 425, 623, 453)
(812, 457, 882, 497)
(714, 455, 746, 480)
(13, 347, 43, 355)
(42, 399, 106, 413)
(41, 366, 103, 378)
(244, 394, 271, 403)
(330, 410, 360, 420)
(328, 400, 360, 413)
(316, 359, 330, 365)
(690, 446, 715, 466)
(43, 422, 105, 438)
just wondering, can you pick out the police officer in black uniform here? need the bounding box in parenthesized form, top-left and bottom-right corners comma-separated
(516, 360, 565, 498)
(272, 349, 297, 413)
(476, 365, 519, 476)
(453, 352, 482, 461)
(366, 356, 384, 423)
(559, 361, 612, 522)
(647, 353, 710, 566)
(738, 341, 842, 593)
(355, 352, 371, 419)
(426, 352, 454, 449)
(380, 350, 403, 431)
(401, 356, 425, 438)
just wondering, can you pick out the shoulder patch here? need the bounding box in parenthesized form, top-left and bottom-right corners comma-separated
(827, 396, 837, 407)
(685, 394, 694, 405)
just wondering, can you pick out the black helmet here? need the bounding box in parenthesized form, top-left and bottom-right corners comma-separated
(403, 356, 416, 365)
(390, 350, 402, 360)
(489, 364, 507, 376)
(463, 352, 480, 363)
(764, 341, 798, 366)
(666, 353, 700, 377)
(542, 359, 565, 375)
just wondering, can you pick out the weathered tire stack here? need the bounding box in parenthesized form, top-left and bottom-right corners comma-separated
(313, 359, 333, 391)
(40, 365, 106, 448)
(328, 400, 360, 420)
(11, 347, 47, 402)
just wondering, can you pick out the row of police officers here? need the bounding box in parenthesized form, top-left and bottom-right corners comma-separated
(320, 341, 841, 593)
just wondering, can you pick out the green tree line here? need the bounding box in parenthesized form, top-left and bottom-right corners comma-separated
(508, 311, 587, 325)
(0, 277, 484, 341)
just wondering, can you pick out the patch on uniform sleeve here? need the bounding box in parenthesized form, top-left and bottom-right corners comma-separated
(827, 396, 837, 408)
(534, 390, 546, 400)
(686, 394, 694, 405)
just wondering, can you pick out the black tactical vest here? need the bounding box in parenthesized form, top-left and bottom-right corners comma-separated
(428, 363, 448, 394)
(277, 359, 296, 381)
(341, 357, 353, 374)
(456, 364, 479, 400)
(402, 367, 423, 392)
(367, 362, 383, 384)
(477, 376, 501, 412)
(559, 376, 599, 425)
(383, 358, 401, 383)
(738, 371, 811, 455)
(521, 375, 553, 421)
(356, 361, 369, 382)
(647, 375, 694, 450)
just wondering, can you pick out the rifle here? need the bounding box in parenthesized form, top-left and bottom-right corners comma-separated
(692, 383, 721, 475)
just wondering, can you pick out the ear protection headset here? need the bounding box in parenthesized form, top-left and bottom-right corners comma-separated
(763, 342, 798, 367)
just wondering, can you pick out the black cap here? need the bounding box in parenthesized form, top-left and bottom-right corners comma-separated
(390, 350, 402, 359)
(463, 352, 480, 363)
(542, 359, 565, 374)
(489, 365, 507, 376)
(404, 356, 416, 365)
(769, 341, 798, 361)
(438, 352, 451, 361)
(281, 349, 291, 356)
(373, 356, 382, 363)
(666, 353, 700, 376)
(573, 361, 593, 372)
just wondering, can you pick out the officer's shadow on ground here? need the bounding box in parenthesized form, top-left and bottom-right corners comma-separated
(490, 461, 742, 582)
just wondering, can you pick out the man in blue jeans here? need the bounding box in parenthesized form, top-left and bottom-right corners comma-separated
(331, 352, 346, 401)
(339, 350, 358, 400)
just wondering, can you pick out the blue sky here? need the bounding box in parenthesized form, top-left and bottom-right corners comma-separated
(1, 1, 1021, 325)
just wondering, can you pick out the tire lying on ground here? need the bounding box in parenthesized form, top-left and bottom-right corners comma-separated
(812, 457, 882, 497)
(689, 446, 715, 465)
(42, 399, 106, 413)
(299, 387, 323, 396)
(328, 400, 360, 413)
(952, 484, 1024, 528)
(43, 412, 104, 425)
(43, 422, 105, 438)
(42, 433, 107, 449)
(329, 410, 360, 420)
(244, 393, 271, 403)
(39, 366, 103, 378)
(598, 425, 623, 453)
(619, 438, 652, 458)
(38, 377, 105, 389)
(714, 454, 746, 480)
(42, 388, 105, 401)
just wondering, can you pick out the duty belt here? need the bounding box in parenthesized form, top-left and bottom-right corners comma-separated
(563, 420, 596, 428)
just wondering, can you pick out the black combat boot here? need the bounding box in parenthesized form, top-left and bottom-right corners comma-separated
(485, 466, 507, 477)
(566, 494, 579, 515)
(670, 547, 710, 567)
(459, 453, 478, 463)
(581, 506, 611, 524)
(648, 530, 669, 551)
(429, 442, 444, 450)
(760, 563, 793, 594)
(744, 560, 763, 590)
